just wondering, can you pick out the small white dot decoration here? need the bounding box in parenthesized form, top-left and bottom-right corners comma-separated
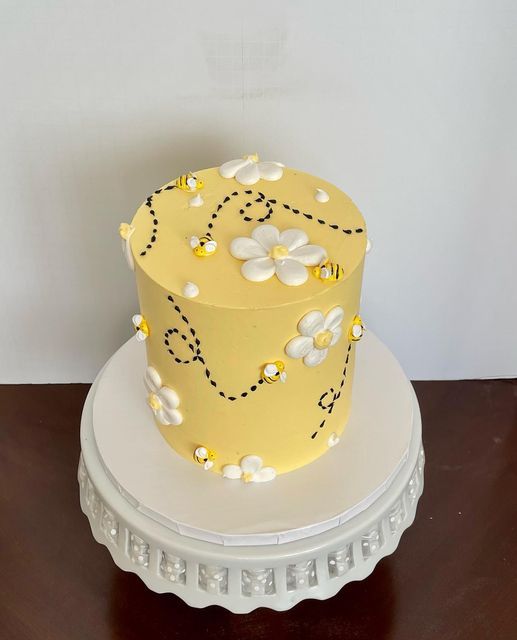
(314, 188, 329, 203)
(328, 433, 340, 448)
(189, 193, 204, 208)
(182, 282, 199, 298)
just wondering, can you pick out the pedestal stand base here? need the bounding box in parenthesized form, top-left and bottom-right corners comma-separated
(79, 334, 424, 613)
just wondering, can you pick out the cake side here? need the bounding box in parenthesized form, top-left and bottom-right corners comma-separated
(120, 156, 367, 481)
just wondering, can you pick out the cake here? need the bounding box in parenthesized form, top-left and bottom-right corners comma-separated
(119, 155, 367, 482)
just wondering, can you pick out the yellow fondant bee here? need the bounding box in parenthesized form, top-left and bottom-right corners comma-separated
(176, 172, 204, 192)
(349, 314, 365, 341)
(194, 446, 217, 470)
(313, 260, 345, 282)
(262, 361, 287, 384)
(132, 314, 150, 341)
(190, 233, 217, 257)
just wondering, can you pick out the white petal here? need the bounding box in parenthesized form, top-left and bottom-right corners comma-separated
(289, 244, 327, 266)
(219, 158, 250, 179)
(241, 257, 275, 282)
(235, 162, 260, 185)
(253, 467, 277, 483)
(278, 228, 308, 251)
(275, 258, 308, 286)
(298, 310, 325, 337)
(159, 386, 180, 410)
(304, 347, 328, 367)
(160, 407, 183, 426)
(285, 335, 314, 359)
(155, 408, 168, 425)
(230, 237, 268, 260)
(135, 330, 147, 342)
(251, 224, 280, 250)
(144, 366, 161, 393)
(222, 465, 243, 480)
(330, 326, 342, 346)
(324, 306, 345, 331)
(257, 161, 283, 181)
(240, 455, 263, 474)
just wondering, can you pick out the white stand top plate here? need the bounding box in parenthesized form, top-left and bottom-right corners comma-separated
(88, 332, 413, 546)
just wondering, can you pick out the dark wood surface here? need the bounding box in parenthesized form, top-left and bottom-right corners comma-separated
(1, 379, 516, 639)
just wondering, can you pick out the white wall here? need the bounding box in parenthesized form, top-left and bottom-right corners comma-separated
(2, 0, 516, 383)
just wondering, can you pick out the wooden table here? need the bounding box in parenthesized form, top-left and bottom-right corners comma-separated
(1, 380, 516, 639)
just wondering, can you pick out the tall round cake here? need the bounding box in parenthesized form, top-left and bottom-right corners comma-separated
(120, 155, 367, 482)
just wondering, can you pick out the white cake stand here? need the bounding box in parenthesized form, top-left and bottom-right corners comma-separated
(79, 332, 424, 613)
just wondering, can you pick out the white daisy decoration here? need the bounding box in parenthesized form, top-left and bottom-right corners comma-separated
(222, 455, 276, 484)
(230, 224, 327, 286)
(144, 366, 183, 426)
(219, 154, 284, 186)
(285, 306, 344, 367)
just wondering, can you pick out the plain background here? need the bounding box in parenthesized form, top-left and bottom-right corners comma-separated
(1, 0, 516, 383)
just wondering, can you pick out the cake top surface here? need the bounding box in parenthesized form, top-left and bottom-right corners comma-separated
(129, 159, 366, 309)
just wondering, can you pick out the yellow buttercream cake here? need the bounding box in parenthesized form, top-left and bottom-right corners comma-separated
(120, 155, 367, 482)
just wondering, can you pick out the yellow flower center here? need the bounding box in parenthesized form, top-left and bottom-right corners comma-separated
(314, 330, 333, 349)
(270, 244, 289, 260)
(242, 471, 254, 483)
(147, 393, 161, 412)
(246, 153, 259, 162)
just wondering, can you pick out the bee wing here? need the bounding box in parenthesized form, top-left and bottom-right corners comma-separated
(189, 236, 200, 248)
(204, 240, 217, 253)
(279, 371, 287, 383)
(195, 446, 207, 458)
(135, 330, 147, 342)
(186, 176, 196, 189)
(320, 267, 330, 279)
(204, 460, 214, 470)
(132, 314, 142, 326)
(263, 363, 277, 377)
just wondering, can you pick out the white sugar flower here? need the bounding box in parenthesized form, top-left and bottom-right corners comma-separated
(230, 224, 327, 286)
(144, 366, 183, 426)
(219, 154, 283, 186)
(222, 455, 276, 484)
(285, 306, 344, 367)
